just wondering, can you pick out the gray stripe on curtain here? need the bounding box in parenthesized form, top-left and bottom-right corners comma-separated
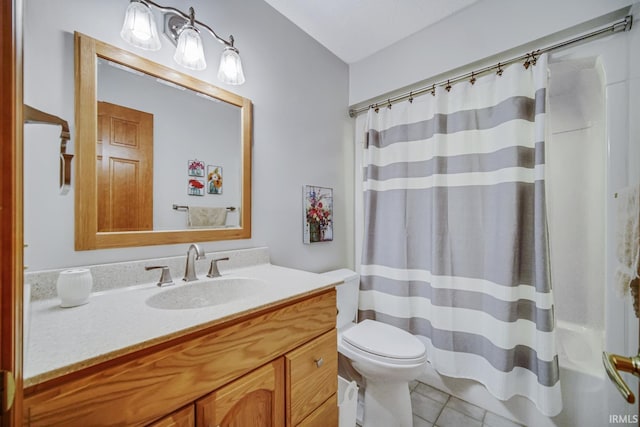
(363, 182, 549, 291)
(359, 310, 560, 387)
(366, 89, 547, 148)
(365, 143, 544, 181)
(359, 276, 554, 331)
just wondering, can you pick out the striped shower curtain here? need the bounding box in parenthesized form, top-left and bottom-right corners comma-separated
(359, 54, 562, 416)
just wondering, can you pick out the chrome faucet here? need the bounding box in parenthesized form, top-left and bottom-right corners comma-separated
(183, 243, 206, 282)
(207, 257, 229, 278)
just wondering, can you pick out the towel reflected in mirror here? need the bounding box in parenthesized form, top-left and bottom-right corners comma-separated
(187, 206, 228, 228)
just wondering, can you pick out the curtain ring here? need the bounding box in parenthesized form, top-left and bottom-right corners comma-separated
(531, 50, 539, 66)
(430, 84, 436, 96)
(469, 72, 476, 85)
(523, 53, 531, 70)
(496, 62, 503, 76)
(387, 99, 392, 109)
(408, 91, 414, 103)
(445, 80, 452, 92)
(374, 105, 380, 113)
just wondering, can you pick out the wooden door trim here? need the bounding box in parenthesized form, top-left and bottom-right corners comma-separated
(0, 0, 23, 425)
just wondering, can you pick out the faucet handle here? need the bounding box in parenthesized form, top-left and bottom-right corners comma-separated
(207, 257, 230, 278)
(145, 265, 175, 287)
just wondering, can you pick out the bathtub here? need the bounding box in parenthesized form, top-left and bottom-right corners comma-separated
(416, 321, 608, 427)
(555, 320, 604, 384)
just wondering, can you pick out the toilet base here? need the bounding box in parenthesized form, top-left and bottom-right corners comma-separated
(362, 380, 412, 427)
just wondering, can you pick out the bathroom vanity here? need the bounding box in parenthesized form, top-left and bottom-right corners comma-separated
(23, 254, 339, 426)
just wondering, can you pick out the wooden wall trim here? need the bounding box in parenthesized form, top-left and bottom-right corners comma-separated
(0, 0, 23, 425)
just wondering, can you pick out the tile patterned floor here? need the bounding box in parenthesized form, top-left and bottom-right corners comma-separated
(407, 380, 524, 427)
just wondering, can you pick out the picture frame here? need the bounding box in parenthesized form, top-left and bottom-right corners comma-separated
(188, 178, 205, 196)
(207, 165, 223, 194)
(187, 159, 205, 177)
(303, 185, 333, 244)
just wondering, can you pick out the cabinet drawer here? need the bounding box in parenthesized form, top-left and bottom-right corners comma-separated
(286, 329, 337, 426)
(297, 394, 338, 427)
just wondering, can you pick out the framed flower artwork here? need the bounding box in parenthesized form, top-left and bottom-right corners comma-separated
(188, 159, 205, 177)
(207, 165, 223, 194)
(303, 185, 333, 244)
(188, 178, 205, 196)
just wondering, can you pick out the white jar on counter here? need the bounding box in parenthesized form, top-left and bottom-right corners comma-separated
(56, 269, 93, 308)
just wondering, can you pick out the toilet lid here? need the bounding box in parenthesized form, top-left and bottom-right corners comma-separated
(342, 319, 425, 360)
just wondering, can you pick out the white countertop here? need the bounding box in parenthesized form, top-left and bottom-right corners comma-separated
(24, 263, 339, 386)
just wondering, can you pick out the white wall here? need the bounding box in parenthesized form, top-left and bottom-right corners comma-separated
(23, 0, 353, 273)
(349, 0, 636, 106)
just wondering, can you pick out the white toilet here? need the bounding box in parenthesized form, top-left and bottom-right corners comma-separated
(323, 269, 427, 427)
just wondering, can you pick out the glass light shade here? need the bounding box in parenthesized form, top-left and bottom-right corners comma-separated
(173, 26, 207, 71)
(217, 47, 245, 85)
(120, 1, 161, 51)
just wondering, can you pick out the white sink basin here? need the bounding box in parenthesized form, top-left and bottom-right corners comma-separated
(146, 277, 267, 310)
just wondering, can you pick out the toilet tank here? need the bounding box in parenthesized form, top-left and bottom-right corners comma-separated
(321, 269, 360, 329)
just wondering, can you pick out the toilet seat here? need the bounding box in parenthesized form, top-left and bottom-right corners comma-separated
(340, 320, 426, 366)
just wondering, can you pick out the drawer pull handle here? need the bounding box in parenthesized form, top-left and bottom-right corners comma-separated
(315, 357, 324, 368)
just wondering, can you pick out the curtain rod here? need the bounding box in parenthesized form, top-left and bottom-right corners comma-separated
(348, 15, 633, 118)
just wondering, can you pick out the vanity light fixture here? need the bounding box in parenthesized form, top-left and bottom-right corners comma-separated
(120, 0, 245, 84)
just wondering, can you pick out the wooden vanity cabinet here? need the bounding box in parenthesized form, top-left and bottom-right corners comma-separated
(193, 328, 338, 427)
(23, 289, 337, 427)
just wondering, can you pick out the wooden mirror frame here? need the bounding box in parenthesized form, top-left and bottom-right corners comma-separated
(74, 32, 252, 250)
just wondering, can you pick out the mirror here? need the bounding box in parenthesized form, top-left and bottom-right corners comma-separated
(74, 32, 252, 250)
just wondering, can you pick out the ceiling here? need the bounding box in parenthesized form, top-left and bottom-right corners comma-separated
(263, 0, 480, 64)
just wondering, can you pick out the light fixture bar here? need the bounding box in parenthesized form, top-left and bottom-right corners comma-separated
(121, 0, 245, 84)
(137, 0, 234, 48)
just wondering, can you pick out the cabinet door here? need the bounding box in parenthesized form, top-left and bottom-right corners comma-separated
(147, 405, 194, 427)
(196, 359, 284, 427)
